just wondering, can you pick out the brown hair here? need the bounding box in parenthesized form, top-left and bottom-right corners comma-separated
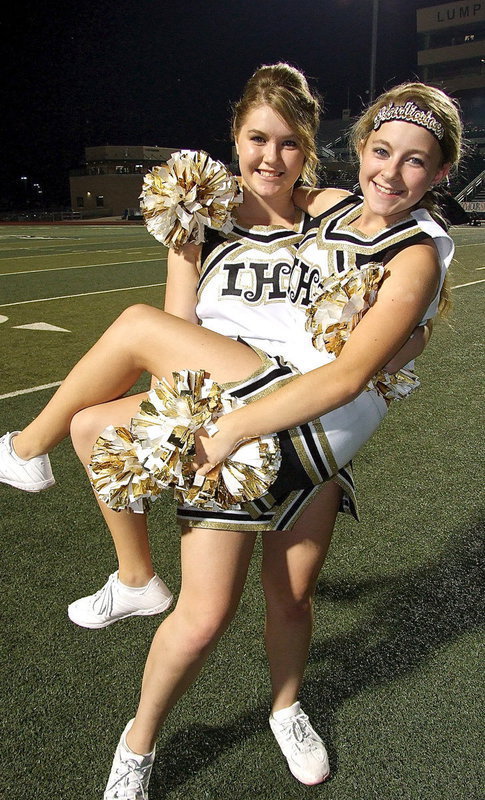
(231, 63, 322, 185)
(350, 83, 464, 316)
(349, 82, 463, 171)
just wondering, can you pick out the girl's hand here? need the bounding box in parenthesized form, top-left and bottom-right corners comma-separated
(383, 320, 433, 373)
(192, 413, 242, 476)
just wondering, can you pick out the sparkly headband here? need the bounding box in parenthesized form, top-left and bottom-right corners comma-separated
(373, 101, 444, 141)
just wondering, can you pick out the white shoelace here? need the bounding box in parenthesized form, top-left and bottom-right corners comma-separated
(106, 757, 151, 799)
(280, 713, 322, 754)
(92, 573, 117, 617)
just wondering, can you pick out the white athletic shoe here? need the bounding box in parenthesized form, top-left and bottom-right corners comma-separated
(67, 571, 173, 629)
(0, 431, 55, 492)
(104, 719, 155, 800)
(269, 701, 330, 785)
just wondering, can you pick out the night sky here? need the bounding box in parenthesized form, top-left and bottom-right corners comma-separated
(2, 0, 442, 206)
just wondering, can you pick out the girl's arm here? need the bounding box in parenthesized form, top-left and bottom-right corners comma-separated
(294, 186, 433, 374)
(163, 243, 201, 322)
(384, 319, 433, 373)
(293, 186, 352, 217)
(196, 241, 441, 470)
(150, 244, 201, 388)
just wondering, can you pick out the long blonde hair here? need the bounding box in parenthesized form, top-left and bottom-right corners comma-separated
(231, 63, 322, 186)
(350, 83, 464, 316)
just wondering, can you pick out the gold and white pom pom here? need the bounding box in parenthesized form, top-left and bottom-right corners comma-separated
(131, 370, 223, 491)
(306, 263, 385, 356)
(305, 263, 420, 403)
(140, 150, 242, 249)
(131, 369, 281, 510)
(177, 435, 282, 511)
(88, 425, 162, 514)
(370, 367, 421, 401)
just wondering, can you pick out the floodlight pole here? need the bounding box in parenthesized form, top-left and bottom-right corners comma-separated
(369, 0, 379, 101)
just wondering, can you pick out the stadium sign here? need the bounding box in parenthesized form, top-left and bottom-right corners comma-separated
(417, 1, 485, 30)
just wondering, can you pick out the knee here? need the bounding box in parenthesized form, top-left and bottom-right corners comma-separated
(173, 603, 237, 657)
(263, 581, 314, 625)
(70, 408, 103, 461)
(114, 304, 164, 336)
(275, 596, 314, 625)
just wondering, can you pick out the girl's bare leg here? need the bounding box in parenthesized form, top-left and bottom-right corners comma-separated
(119, 485, 340, 769)
(260, 486, 340, 787)
(261, 481, 342, 711)
(70, 394, 155, 586)
(13, 304, 261, 459)
(124, 526, 257, 754)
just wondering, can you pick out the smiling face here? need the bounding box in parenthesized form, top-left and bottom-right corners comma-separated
(358, 120, 450, 227)
(235, 104, 305, 204)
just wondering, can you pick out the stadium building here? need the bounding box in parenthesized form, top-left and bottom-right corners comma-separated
(69, 145, 177, 219)
(69, 1, 485, 218)
(417, 0, 485, 126)
(318, 1, 485, 205)
(417, 0, 485, 217)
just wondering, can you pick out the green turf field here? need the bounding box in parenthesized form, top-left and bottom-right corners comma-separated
(1, 223, 483, 800)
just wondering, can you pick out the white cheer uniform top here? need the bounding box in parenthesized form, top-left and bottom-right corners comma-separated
(196, 195, 454, 472)
(196, 209, 308, 355)
(194, 208, 358, 516)
(280, 194, 455, 468)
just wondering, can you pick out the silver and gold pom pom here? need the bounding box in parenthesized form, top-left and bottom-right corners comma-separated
(140, 150, 242, 249)
(306, 262, 420, 401)
(88, 425, 162, 513)
(132, 369, 281, 510)
(306, 263, 385, 357)
(90, 370, 281, 513)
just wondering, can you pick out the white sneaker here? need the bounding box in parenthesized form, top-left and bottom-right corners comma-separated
(269, 701, 330, 785)
(67, 571, 173, 629)
(104, 719, 155, 799)
(0, 431, 55, 492)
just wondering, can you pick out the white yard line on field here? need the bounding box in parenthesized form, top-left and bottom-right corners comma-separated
(0, 257, 165, 277)
(1, 277, 479, 309)
(451, 278, 485, 290)
(0, 382, 62, 400)
(1, 278, 481, 402)
(0, 244, 162, 259)
(0, 282, 166, 308)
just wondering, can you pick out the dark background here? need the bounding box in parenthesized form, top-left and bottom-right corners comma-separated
(1, 0, 444, 207)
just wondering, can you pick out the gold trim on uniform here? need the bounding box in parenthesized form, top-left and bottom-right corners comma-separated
(290, 418, 339, 483)
(197, 210, 306, 302)
(177, 475, 358, 532)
